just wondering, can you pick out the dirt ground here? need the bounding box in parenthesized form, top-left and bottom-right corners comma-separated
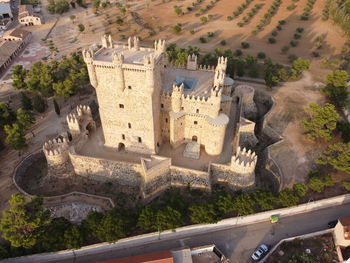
(33, 0, 349, 64)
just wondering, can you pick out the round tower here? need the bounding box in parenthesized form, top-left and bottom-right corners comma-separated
(171, 83, 184, 113)
(234, 85, 258, 119)
(82, 49, 98, 88)
(205, 113, 229, 155)
(207, 86, 222, 118)
(43, 137, 74, 178)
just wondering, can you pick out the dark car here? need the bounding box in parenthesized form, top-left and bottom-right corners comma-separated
(327, 220, 338, 228)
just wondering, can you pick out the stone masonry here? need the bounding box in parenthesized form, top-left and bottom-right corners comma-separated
(42, 36, 260, 200)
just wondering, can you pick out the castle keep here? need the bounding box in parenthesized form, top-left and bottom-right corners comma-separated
(43, 36, 260, 200)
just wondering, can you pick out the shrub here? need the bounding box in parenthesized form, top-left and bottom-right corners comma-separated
(278, 20, 286, 25)
(172, 23, 182, 34)
(290, 40, 299, 47)
(300, 14, 309, 20)
(268, 37, 276, 44)
(33, 95, 46, 113)
(288, 54, 298, 63)
(294, 33, 302, 39)
(308, 172, 334, 193)
(227, 16, 233, 21)
(293, 183, 308, 197)
(257, 52, 266, 59)
(343, 182, 350, 191)
(241, 42, 250, 49)
(311, 51, 320, 57)
(296, 27, 304, 33)
(276, 25, 282, 30)
(287, 3, 296, 10)
(281, 45, 289, 53)
(190, 30, 195, 35)
(237, 22, 244, 27)
(207, 32, 214, 37)
(220, 40, 226, 46)
(78, 24, 85, 32)
(199, 37, 207, 43)
(235, 49, 243, 56)
(278, 189, 300, 207)
(271, 30, 278, 36)
(200, 16, 208, 23)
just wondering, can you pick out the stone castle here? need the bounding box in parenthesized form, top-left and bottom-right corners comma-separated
(42, 36, 259, 200)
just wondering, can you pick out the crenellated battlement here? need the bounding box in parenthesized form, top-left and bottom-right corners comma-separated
(230, 146, 257, 174)
(77, 105, 92, 118)
(101, 34, 113, 48)
(216, 56, 227, 72)
(181, 93, 209, 102)
(43, 137, 69, 156)
(154, 39, 166, 53)
(214, 70, 225, 87)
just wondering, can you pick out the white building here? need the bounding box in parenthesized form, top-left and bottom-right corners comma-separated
(0, 3, 12, 30)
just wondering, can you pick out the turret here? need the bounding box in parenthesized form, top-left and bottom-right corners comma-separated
(134, 36, 140, 51)
(101, 34, 113, 48)
(214, 70, 225, 87)
(230, 146, 257, 174)
(171, 83, 184, 112)
(143, 54, 156, 90)
(43, 137, 70, 167)
(82, 49, 98, 88)
(154, 39, 166, 53)
(208, 86, 222, 118)
(187, 54, 197, 70)
(216, 56, 227, 72)
(112, 51, 125, 91)
(67, 113, 80, 138)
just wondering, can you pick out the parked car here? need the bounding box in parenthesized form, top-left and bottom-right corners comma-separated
(327, 220, 338, 228)
(251, 244, 269, 261)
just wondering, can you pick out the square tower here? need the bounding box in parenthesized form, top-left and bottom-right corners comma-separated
(83, 36, 167, 154)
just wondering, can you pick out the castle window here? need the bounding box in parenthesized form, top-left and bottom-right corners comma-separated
(161, 104, 164, 108)
(165, 118, 168, 123)
(119, 104, 124, 109)
(128, 85, 132, 89)
(181, 107, 184, 110)
(220, 108, 223, 112)
(196, 109, 199, 113)
(122, 134, 125, 140)
(138, 137, 142, 143)
(194, 121, 198, 125)
(128, 123, 131, 128)
(157, 142, 160, 147)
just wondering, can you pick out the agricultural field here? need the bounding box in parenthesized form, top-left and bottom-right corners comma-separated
(40, 0, 348, 64)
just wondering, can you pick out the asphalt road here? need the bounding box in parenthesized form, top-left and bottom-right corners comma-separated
(50, 202, 350, 263)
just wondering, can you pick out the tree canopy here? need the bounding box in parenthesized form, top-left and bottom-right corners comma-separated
(322, 70, 350, 108)
(4, 123, 27, 150)
(318, 142, 350, 174)
(0, 194, 51, 248)
(302, 103, 339, 141)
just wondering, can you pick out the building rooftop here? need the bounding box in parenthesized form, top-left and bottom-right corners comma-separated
(3, 27, 31, 40)
(0, 3, 11, 14)
(162, 67, 215, 96)
(94, 46, 159, 64)
(0, 40, 21, 66)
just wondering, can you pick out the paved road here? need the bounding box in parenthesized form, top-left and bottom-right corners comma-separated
(45, 203, 350, 263)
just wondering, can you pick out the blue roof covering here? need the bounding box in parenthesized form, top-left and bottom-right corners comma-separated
(174, 76, 198, 90)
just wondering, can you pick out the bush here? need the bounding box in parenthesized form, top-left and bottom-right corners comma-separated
(287, 3, 296, 10)
(220, 40, 226, 46)
(227, 16, 233, 21)
(237, 22, 244, 27)
(271, 30, 278, 37)
(343, 182, 350, 191)
(308, 172, 334, 193)
(294, 33, 302, 39)
(311, 51, 320, 57)
(281, 45, 289, 53)
(293, 183, 308, 197)
(288, 54, 298, 63)
(278, 20, 286, 25)
(190, 30, 195, 35)
(257, 52, 266, 59)
(278, 189, 300, 207)
(268, 37, 276, 44)
(276, 25, 282, 31)
(33, 95, 46, 113)
(296, 27, 304, 33)
(300, 14, 309, 20)
(235, 49, 243, 56)
(172, 23, 182, 34)
(78, 24, 85, 32)
(199, 37, 207, 43)
(290, 40, 299, 47)
(241, 42, 250, 49)
(207, 32, 214, 37)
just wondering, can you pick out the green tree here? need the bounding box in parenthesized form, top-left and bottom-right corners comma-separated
(33, 95, 46, 113)
(291, 58, 310, 77)
(16, 108, 35, 129)
(251, 190, 277, 211)
(308, 173, 334, 192)
(0, 194, 51, 248)
(64, 225, 84, 249)
(174, 6, 183, 16)
(293, 183, 308, 197)
(21, 92, 33, 111)
(53, 99, 60, 115)
(92, 0, 100, 9)
(317, 142, 350, 174)
(189, 203, 219, 224)
(302, 103, 339, 141)
(263, 58, 281, 89)
(172, 23, 182, 34)
(26, 62, 54, 97)
(232, 193, 256, 215)
(11, 65, 27, 90)
(4, 123, 26, 150)
(278, 189, 300, 207)
(322, 70, 350, 108)
(215, 193, 234, 214)
(0, 102, 16, 128)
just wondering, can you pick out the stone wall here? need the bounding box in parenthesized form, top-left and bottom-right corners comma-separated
(170, 166, 211, 190)
(210, 163, 255, 190)
(69, 152, 143, 187)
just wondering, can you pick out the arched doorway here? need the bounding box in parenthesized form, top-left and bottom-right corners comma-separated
(118, 143, 125, 151)
(192, 135, 198, 142)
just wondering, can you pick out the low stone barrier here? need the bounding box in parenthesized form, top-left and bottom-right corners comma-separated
(12, 150, 115, 211)
(3, 193, 350, 263)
